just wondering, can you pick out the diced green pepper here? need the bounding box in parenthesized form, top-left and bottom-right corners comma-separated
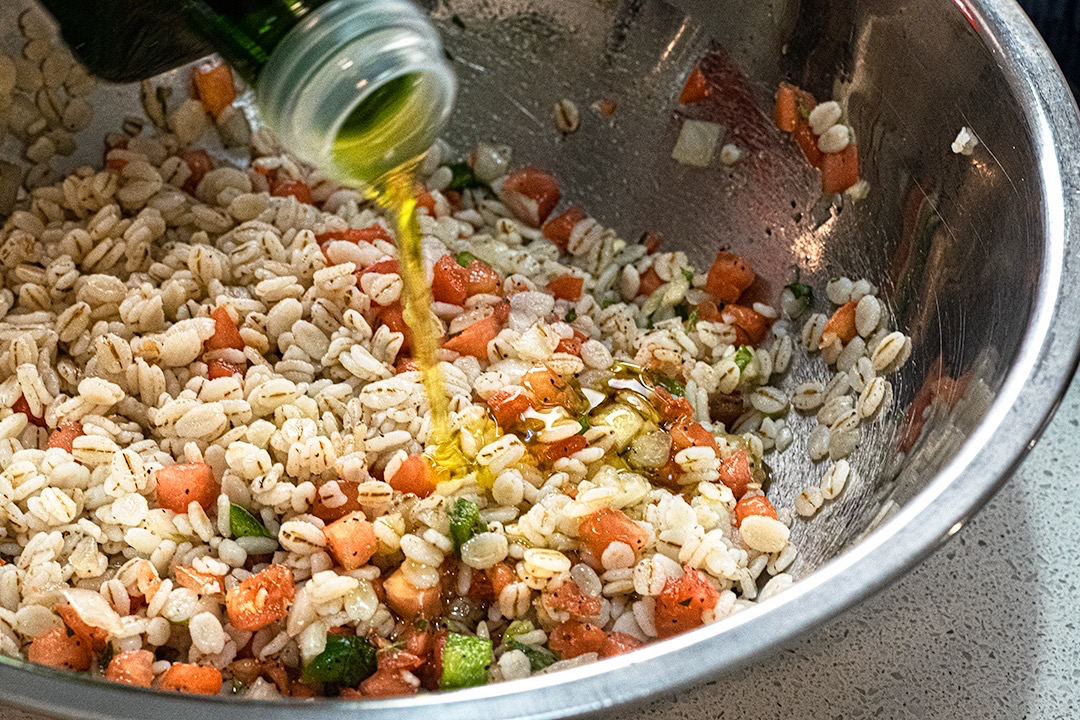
(446, 162, 484, 191)
(733, 345, 753, 371)
(502, 620, 534, 645)
(784, 281, 813, 303)
(230, 504, 272, 539)
(455, 251, 478, 267)
(577, 414, 590, 434)
(439, 633, 492, 689)
(508, 640, 556, 671)
(564, 308, 577, 323)
(449, 498, 487, 552)
(302, 634, 377, 688)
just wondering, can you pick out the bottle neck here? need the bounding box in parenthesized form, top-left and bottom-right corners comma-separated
(179, 0, 330, 84)
(181, 0, 456, 184)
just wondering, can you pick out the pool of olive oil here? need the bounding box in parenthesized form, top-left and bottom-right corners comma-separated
(330, 73, 473, 479)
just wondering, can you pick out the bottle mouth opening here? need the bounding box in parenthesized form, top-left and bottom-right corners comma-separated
(254, 0, 457, 184)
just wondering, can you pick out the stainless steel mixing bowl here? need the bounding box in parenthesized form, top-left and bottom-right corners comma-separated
(0, 0, 1078, 718)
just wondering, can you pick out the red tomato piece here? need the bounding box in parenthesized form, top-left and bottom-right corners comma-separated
(671, 420, 719, 453)
(46, 420, 83, 452)
(717, 450, 753, 498)
(271, 180, 314, 205)
(654, 567, 720, 638)
(158, 663, 223, 695)
(442, 314, 500, 359)
(548, 274, 584, 301)
(599, 631, 644, 658)
(486, 387, 533, 427)
(555, 336, 583, 357)
(389, 455, 437, 498)
(577, 507, 649, 560)
(464, 260, 501, 296)
(359, 669, 419, 698)
(12, 395, 44, 427)
(548, 621, 607, 659)
(155, 462, 218, 513)
(540, 434, 587, 463)
(311, 480, 362, 522)
(541, 207, 587, 250)
(705, 251, 756, 304)
(192, 61, 236, 118)
(225, 565, 295, 631)
(180, 149, 214, 195)
(793, 122, 822, 168)
(206, 306, 245, 351)
(544, 579, 601, 619)
(637, 268, 664, 297)
(105, 650, 155, 687)
(679, 66, 709, 104)
(207, 358, 244, 379)
(323, 511, 378, 570)
(56, 603, 108, 651)
(722, 303, 771, 346)
(733, 495, 777, 527)
(821, 143, 860, 194)
(432, 255, 468, 305)
(27, 626, 93, 671)
(501, 168, 561, 227)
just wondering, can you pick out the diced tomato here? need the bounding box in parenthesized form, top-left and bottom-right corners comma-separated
(548, 621, 607, 659)
(695, 300, 724, 323)
(359, 668, 419, 698)
(311, 481, 362, 522)
(463, 260, 501, 296)
(637, 268, 664, 297)
(291, 682, 319, 698)
(540, 434, 587, 463)
(501, 168, 561, 227)
(402, 624, 433, 659)
(27, 626, 93, 671)
(46, 421, 83, 452)
(415, 190, 436, 216)
(679, 66, 709, 104)
(821, 143, 860, 194)
(577, 507, 648, 560)
(467, 568, 496, 604)
(599, 631, 644, 658)
(323, 511, 378, 570)
(544, 579, 601, 619)
(225, 564, 295, 631)
(705, 251, 756, 304)
(159, 663, 223, 695)
(56, 604, 108, 651)
(355, 257, 402, 282)
(774, 82, 799, 133)
(547, 274, 583, 301)
(12, 395, 44, 427)
(486, 564, 515, 598)
(542, 207, 587, 250)
(317, 225, 393, 246)
(382, 567, 441, 620)
(271, 179, 313, 205)
(653, 387, 694, 423)
(432, 255, 468, 305)
(486, 387, 533, 427)
(389, 455, 437, 498)
(376, 302, 411, 352)
(555, 336, 583, 357)
(192, 61, 236, 118)
(395, 357, 420, 374)
(643, 232, 663, 254)
(205, 306, 244, 351)
(443, 314, 500, 359)
(174, 565, 224, 595)
(105, 649, 155, 687)
(207, 358, 244, 379)
(717, 450, 753, 498)
(523, 367, 581, 411)
(723, 303, 771, 346)
(654, 567, 719, 638)
(793, 122, 822, 168)
(733, 495, 777, 527)
(155, 462, 218, 514)
(822, 300, 858, 344)
(671, 420, 719, 454)
(180, 149, 214, 195)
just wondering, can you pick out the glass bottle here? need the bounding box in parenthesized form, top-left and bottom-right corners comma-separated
(40, 0, 456, 182)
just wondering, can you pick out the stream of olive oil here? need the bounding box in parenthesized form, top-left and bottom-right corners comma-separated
(330, 74, 469, 477)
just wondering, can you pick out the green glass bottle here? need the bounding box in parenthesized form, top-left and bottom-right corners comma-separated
(40, 0, 456, 183)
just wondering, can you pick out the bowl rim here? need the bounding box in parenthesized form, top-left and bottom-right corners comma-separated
(2, 0, 1079, 718)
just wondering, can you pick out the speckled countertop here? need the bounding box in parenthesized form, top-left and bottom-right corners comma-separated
(4, 381, 1079, 720)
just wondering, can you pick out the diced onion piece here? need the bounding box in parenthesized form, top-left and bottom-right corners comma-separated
(672, 120, 723, 168)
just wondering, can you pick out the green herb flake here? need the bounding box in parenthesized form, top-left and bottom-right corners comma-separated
(98, 642, 114, 670)
(230, 503, 272, 539)
(577, 414, 590, 434)
(455, 251, 478, 267)
(784, 281, 813, 303)
(449, 498, 488, 552)
(796, 104, 811, 120)
(508, 640, 556, 671)
(564, 308, 578, 323)
(653, 373, 685, 397)
(440, 633, 493, 689)
(681, 267, 695, 284)
(302, 634, 377, 688)
(502, 620, 534, 646)
(733, 345, 754, 371)
(451, 14, 467, 29)
(685, 308, 698, 330)
(231, 678, 245, 694)
(446, 162, 484, 191)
